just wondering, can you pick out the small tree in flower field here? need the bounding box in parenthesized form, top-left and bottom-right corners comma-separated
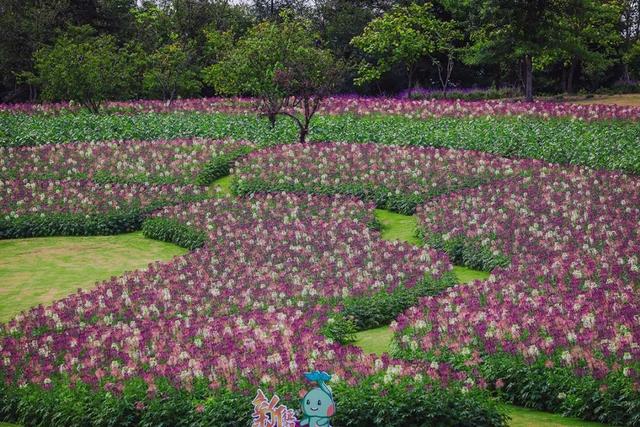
(203, 14, 344, 143)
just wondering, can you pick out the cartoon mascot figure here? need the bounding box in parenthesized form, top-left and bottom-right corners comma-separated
(299, 371, 335, 427)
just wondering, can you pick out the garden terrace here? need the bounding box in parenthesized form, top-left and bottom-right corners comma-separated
(0, 138, 254, 185)
(232, 142, 536, 214)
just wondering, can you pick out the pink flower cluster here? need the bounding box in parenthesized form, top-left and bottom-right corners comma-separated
(234, 142, 531, 202)
(151, 192, 377, 232)
(0, 179, 203, 217)
(1, 304, 465, 393)
(0, 138, 254, 184)
(417, 167, 640, 283)
(395, 166, 640, 381)
(2, 96, 639, 121)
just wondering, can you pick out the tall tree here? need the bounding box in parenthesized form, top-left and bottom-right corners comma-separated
(540, 0, 622, 93)
(33, 25, 135, 112)
(350, 3, 457, 96)
(463, 0, 570, 101)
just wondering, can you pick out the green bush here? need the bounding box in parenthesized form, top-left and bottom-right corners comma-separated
(0, 210, 145, 239)
(2, 112, 640, 174)
(339, 271, 458, 330)
(141, 217, 207, 250)
(0, 372, 507, 427)
(481, 353, 640, 426)
(194, 146, 255, 185)
(422, 233, 511, 272)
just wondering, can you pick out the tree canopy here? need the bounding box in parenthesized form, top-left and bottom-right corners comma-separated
(1, 0, 639, 102)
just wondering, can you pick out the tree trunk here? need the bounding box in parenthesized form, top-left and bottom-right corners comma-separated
(524, 54, 533, 102)
(567, 58, 577, 94)
(561, 67, 568, 93)
(623, 63, 632, 84)
(406, 67, 414, 98)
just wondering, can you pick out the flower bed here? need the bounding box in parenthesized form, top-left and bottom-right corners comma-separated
(392, 166, 640, 424)
(143, 193, 378, 249)
(2, 96, 639, 121)
(0, 179, 204, 238)
(417, 167, 640, 281)
(233, 142, 534, 214)
(0, 306, 504, 426)
(0, 138, 254, 185)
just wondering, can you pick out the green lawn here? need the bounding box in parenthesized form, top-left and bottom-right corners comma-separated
(209, 175, 234, 196)
(0, 232, 186, 322)
(375, 208, 421, 245)
(505, 405, 607, 427)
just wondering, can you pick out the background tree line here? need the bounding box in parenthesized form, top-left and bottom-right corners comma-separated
(1, 0, 639, 104)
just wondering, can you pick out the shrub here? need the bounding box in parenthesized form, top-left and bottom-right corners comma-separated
(141, 218, 207, 250)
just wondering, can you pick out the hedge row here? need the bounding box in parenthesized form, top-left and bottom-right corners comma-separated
(391, 344, 640, 427)
(420, 233, 511, 272)
(0, 210, 145, 239)
(2, 112, 639, 174)
(0, 198, 207, 240)
(0, 373, 507, 427)
(141, 218, 207, 250)
(194, 145, 255, 185)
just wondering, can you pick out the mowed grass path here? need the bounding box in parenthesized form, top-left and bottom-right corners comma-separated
(362, 208, 608, 427)
(0, 232, 186, 322)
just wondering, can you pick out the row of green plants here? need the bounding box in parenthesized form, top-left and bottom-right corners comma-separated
(391, 346, 640, 427)
(0, 373, 507, 427)
(421, 233, 511, 272)
(2, 112, 639, 173)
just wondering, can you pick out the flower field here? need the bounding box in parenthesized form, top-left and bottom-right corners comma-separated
(233, 142, 535, 214)
(391, 166, 640, 423)
(2, 96, 640, 121)
(0, 179, 205, 238)
(2, 97, 640, 426)
(0, 138, 254, 185)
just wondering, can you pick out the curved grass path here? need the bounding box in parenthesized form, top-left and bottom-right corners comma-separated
(0, 232, 186, 322)
(364, 208, 608, 427)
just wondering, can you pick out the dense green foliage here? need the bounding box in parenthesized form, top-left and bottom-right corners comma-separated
(2, 1, 639, 102)
(340, 271, 459, 330)
(3, 112, 639, 174)
(32, 26, 137, 112)
(0, 211, 146, 240)
(194, 145, 256, 185)
(422, 233, 511, 272)
(351, 3, 459, 94)
(141, 218, 207, 251)
(0, 373, 507, 427)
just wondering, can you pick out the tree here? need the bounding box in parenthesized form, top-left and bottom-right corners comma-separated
(33, 26, 133, 112)
(143, 37, 202, 104)
(350, 3, 455, 96)
(620, 0, 640, 82)
(541, 0, 622, 93)
(203, 15, 344, 143)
